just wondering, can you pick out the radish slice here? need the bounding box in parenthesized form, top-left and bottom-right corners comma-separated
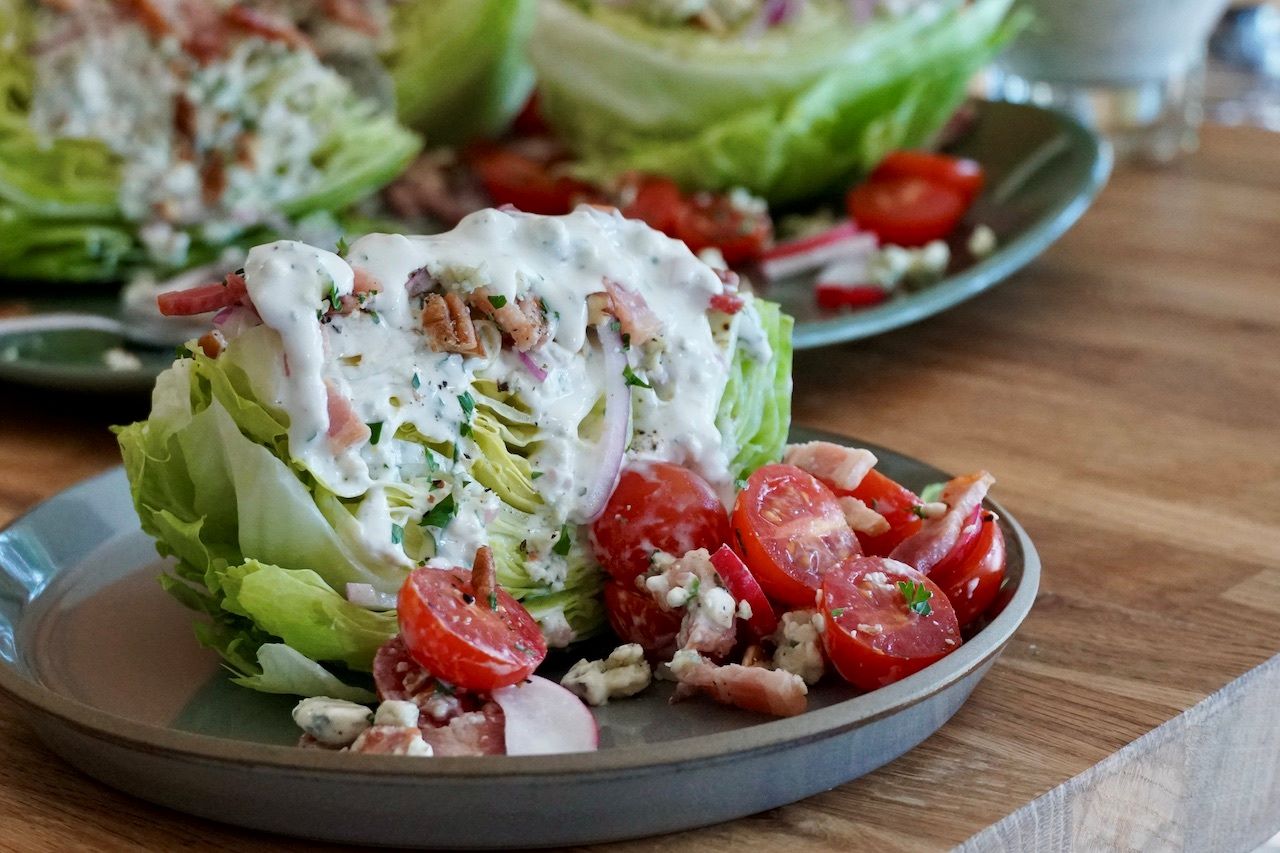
(761, 221, 878, 281)
(709, 545, 778, 640)
(572, 322, 631, 524)
(346, 583, 397, 610)
(517, 350, 548, 383)
(491, 675, 599, 756)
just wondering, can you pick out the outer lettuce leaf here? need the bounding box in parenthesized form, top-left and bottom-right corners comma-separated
(532, 0, 1022, 203)
(718, 299, 793, 480)
(387, 0, 536, 145)
(230, 644, 376, 703)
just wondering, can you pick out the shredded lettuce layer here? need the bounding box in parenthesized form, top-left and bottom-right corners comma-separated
(530, 0, 1024, 204)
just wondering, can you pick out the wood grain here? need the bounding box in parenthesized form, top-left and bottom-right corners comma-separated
(2, 124, 1280, 851)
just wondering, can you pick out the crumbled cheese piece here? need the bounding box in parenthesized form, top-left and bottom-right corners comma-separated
(700, 586, 737, 630)
(968, 224, 997, 258)
(917, 501, 948, 519)
(811, 612, 826, 634)
(539, 609, 577, 649)
(856, 623, 884, 636)
(771, 609, 825, 685)
(103, 347, 143, 371)
(291, 697, 372, 746)
(736, 599, 754, 621)
(350, 725, 433, 756)
(862, 571, 897, 592)
(373, 699, 420, 729)
(560, 643, 653, 706)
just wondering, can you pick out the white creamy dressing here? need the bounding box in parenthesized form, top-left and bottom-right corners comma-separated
(235, 207, 761, 593)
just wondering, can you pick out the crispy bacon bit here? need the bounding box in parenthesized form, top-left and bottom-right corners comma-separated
(325, 380, 371, 451)
(337, 267, 382, 313)
(890, 472, 996, 574)
(417, 704, 506, 756)
(603, 277, 662, 344)
(234, 131, 258, 168)
(197, 330, 226, 359)
(223, 5, 312, 50)
(709, 293, 744, 314)
(120, 0, 172, 37)
(173, 94, 197, 161)
(468, 288, 549, 352)
(741, 644, 769, 669)
(471, 546, 496, 608)
(784, 442, 878, 492)
(669, 650, 807, 717)
(199, 151, 227, 206)
(837, 496, 890, 536)
(156, 271, 248, 316)
(421, 293, 485, 357)
(323, 0, 382, 35)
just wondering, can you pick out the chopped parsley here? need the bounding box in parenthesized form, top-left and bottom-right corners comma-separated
(897, 580, 933, 616)
(622, 364, 651, 389)
(919, 482, 945, 503)
(411, 372, 421, 390)
(830, 607, 846, 618)
(622, 332, 631, 351)
(390, 523, 404, 545)
(419, 494, 456, 529)
(488, 294, 508, 309)
(553, 524, 573, 556)
(457, 391, 475, 437)
(367, 421, 383, 444)
(488, 591, 499, 611)
(368, 310, 381, 325)
(335, 236, 349, 255)
(326, 282, 341, 311)
(910, 504, 929, 519)
(531, 470, 544, 480)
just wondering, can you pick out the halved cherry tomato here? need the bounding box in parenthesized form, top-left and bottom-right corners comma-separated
(675, 192, 772, 266)
(731, 464, 860, 608)
(708, 544, 777, 640)
(603, 581, 682, 659)
(620, 175, 686, 235)
(466, 144, 593, 215)
(871, 151, 985, 205)
(397, 566, 547, 692)
(837, 469, 922, 556)
(930, 513, 1006, 628)
(847, 176, 967, 248)
(814, 283, 887, 311)
(590, 462, 731, 585)
(820, 557, 961, 690)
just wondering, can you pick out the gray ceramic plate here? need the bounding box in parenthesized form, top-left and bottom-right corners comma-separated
(0, 429, 1039, 848)
(0, 100, 1108, 394)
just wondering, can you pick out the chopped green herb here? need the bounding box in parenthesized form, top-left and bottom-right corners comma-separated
(488, 591, 499, 611)
(174, 344, 192, 360)
(390, 523, 404, 545)
(335, 236, 349, 255)
(910, 504, 929, 519)
(367, 422, 383, 444)
(368, 310, 381, 325)
(609, 319, 621, 333)
(734, 477, 748, 491)
(553, 524, 573, 556)
(458, 391, 475, 418)
(435, 680, 455, 696)
(897, 580, 933, 616)
(531, 471, 544, 480)
(419, 494, 456, 529)
(411, 372, 421, 390)
(327, 282, 341, 310)
(488, 294, 508, 309)
(686, 577, 700, 599)
(622, 364, 651, 389)
(919, 482, 945, 503)
(830, 607, 845, 618)
(622, 332, 631, 351)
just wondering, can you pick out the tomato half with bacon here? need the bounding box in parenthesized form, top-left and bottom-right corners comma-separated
(590, 462, 731, 585)
(731, 464, 860, 608)
(603, 581, 682, 659)
(928, 512, 1006, 628)
(397, 566, 547, 692)
(820, 557, 961, 690)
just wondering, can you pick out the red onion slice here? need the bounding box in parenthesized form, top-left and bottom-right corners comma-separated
(346, 583, 398, 610)
(491, 675, 599, 756)
(517, 350, 548, 383)
(571, 322, 631, 523)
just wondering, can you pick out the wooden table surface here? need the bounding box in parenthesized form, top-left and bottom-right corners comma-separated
(1, 123, 1279, 852)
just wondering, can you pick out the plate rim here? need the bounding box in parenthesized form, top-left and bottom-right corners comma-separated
(0, 430, 1040, 779)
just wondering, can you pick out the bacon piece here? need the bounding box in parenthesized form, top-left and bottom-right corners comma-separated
(669, 650, 807, 717)
(199, 151, 226, 206)
(890, 472, 996, 574)
(223, 5, 312, 50)
(197, 330, 226, 359)
(173, 94, 197, 161)
(468, 287, 549, 352)
(121, 0, 172, 36)
(323, 0, 381, 35)
(349, 726, 432, 756)
(337, 268, 382, 314)
(421, 292, 485, 357)
(156, 271, 248, 316)
(784, 442, 877, 492)
(417, 704, 506, 756)
(325, 380, 370, 451)
(837, 496, 890, 536)
(471, 546, 496, 607)
(602, 277, 662, 344)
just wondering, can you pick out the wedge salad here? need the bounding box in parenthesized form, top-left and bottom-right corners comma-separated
(117, 207, 1006, 758)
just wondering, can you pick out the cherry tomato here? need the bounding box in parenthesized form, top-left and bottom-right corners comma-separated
(731, 464, 860, 608)
(814, 284, 888, 311)
(511, 91, 549, 136)
(620, 175, 686, 235)
(590, 462, 731, 584)
(603, 581, 682, 658)
(675, 192, 772, 266)
(871, 151, 985, 205)
(466, 144, 592, 215)
(847, 176, 967, 248)
(397, 567, 547, 692)
(820, 557, 961, 690)
(708, 544, 778, 640)
(843, 470, 924, 556)
(930, 513, 1006, 628)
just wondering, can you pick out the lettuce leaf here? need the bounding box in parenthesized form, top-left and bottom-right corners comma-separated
(531, 0, 1023, 203)
(718, 299, 793, 480)
(387, 0, 536, 145)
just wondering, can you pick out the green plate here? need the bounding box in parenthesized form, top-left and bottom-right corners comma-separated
(0, 100, 1110, 393)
